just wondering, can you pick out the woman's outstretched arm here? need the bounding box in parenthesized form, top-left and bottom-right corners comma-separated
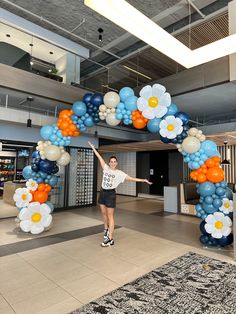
(125, 175, 152, 185)
(88, 141, 105, 169)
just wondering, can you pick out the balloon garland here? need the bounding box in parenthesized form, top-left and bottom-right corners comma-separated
(13, 84, 233, 247)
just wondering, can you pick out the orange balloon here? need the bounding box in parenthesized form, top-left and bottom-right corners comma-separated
(33, 191, 48, 203)
(206, 166, 224, 183)
(44, 184, 52, 192)
(133, 118, 147, 129)
(205, 158, 215, 168)
(197, 173, 207, 183)
(37, 183, 45, 191)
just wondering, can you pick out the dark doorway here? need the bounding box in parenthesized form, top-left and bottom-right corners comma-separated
(149, 151, 169, 195)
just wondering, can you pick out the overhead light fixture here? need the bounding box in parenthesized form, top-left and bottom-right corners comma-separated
(26, 96, 33, 128)
(221, 140, 231, 165)
(29, 41, 34, 66)
(98, 28, 103, 42)
(84, 0, 236, 68)
(6, 34, 11, 38)
(123, 65, 152, 80)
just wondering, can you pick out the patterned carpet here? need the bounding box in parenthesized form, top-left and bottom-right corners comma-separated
(71, 252, 236, 314)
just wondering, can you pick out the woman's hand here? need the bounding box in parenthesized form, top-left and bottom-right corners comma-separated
(144, 179, 152, 185)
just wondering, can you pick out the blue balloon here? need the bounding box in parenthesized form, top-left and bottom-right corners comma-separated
(84, 116, 94, 127)
(218, 234, 233, 247)
(32, 150, 40, 158)
(36, 177, 43, 184)
(225, 187, 233, 200)
(202, 202, 217, 214)
(200, 221, 208, 235)
(198, 182, 216, 197)
(72, 101, 87, 116)
(39, 159, 55, 174)
(83, 93, 93, 105)
(40, 125, 54, 140)
(124, 96, 137, 111)
(48, 175, 58, 187)
(22, 166, 33, 179)
(213, 198, 222, 208)
(147, 118, 161, 133)
(175, 112, 189, 125)
(38, 171, 47, 179)
(204, 196, 213, 204)
(45, 201, 54, 213)
(91, 93, 103, 106)
(31, 164, 39, 172)
(119, 87, 134, 102)
(160, 136, 170, 144)
(215, 187, 225, 196)
(200, 140, 219, 158)
(164, 103, 178, 117)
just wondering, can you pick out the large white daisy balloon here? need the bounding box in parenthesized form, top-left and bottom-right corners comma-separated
(137, 84, 171, 119)
(19, 202, 52, 234)
(159, 116, 183, 139)
(205, 212, 232, 239)
(26, 179, 38, 191)
(219, 198, 233, 214)
(13, 188, 32, 208)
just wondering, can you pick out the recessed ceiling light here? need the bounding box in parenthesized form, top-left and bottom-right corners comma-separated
(29, 43, 33, 47)
(49, 51, 53, 54)
(6, 34, 11, 38)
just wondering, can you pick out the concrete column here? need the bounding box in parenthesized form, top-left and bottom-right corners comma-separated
(56, 53, 80, 85)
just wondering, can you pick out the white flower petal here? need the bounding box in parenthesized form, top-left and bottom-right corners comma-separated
(160, 129, 168, 137)
(205, 224, 213, 233)
(31, 224, 44, 235)
(152, 84, 166, 98)
(212, 230, 222, 239)
(214, 212, 224, 220)
(39, 204, 51, 215)
(19, 208, 31, 220)
(42, 215, 52, 228)
(154, 106, 167, 118)
(205, 214, 215, 224)
(166, 131, 177, 139)
(20, 220, 31, 232)
(175, 126, 183, 135)
(142, 108, 155, 119)
(175, 118, 183, 127)
(159, 120, 168, 128)
(140, 85, 152, 99)
(222, 226, 231, 237)
(137, 97, 148, 111)
(158, 93, 171, 107)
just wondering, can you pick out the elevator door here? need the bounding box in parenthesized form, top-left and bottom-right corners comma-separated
(149, 151, 169, 195)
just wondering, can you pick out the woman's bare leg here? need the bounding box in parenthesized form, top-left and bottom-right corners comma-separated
(107, 207, 115, 239)
(100, 204, 108, 229)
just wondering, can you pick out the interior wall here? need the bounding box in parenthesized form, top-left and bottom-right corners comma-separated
(137, 152, 150, 194)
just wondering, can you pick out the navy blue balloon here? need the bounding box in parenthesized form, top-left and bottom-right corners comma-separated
(83, 93, 93, 105)
(31, 164, 39, 172)
(175, 112, 189, 125)
(160, 136, 171, 144)
(91, 93, 103, 107)
(51, 165, 59, 174)
(200, 221, 208, 235)
(218, 234, 233, 247)
(39, 160, 55, 174)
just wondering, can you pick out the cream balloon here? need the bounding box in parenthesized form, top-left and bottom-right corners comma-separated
(106, 113, 121, 126)
(99, 104, 107, 112)
(56, 152, 71, 166)
(188, 128, 198, 136)
(182, 136, 201, 154)
(104, 92, 120, 108)
(44, 145, 62, 161)
(199, 135, 206, 142)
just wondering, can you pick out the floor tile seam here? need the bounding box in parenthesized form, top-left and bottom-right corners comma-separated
(16, 254, 84, 308)
(0, 292, 17, 313)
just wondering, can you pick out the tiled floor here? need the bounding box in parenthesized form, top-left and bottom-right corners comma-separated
(0, 195, 235, 314)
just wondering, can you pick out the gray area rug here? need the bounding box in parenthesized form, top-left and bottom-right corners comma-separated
(71, 252, 236, 314)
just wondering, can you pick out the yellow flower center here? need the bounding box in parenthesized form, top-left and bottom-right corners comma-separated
(215, 221, 223, 229)
(31, 213, 42, 223)
(31, 183, 35, 187)
(148, 96, 158, 108)
(224, 203, 230, 208)
(167, 124, 175, 131)
(21, 194, 27, 201)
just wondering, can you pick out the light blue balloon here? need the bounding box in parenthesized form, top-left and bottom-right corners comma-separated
(163, 103, 178, 117)
(119, 87, 134, 102)
(198, 182, 216, 197)
(116, 113, 123, 120)
(204, 196, 213, 204)
(40, 125, 54, 140)
(38, 171, 47, 179)
(36, 177, 43, 184)
(225, 187, 233, 200)
(49, 134, 57, 142)
(124, 96, 138, 111)
(147, 118, 161, 133)
(72, 101, 87, 116)
(213, 199, 222, 208)
(202, 202, 217, 214)
(84, 116, 94, 127)
(49, 175, 58, 187)
(215, 187, 225, 196)
(22, 166, 33, 179)
(201, 140, 219, 158)
(117, 102, 125, 110)
(45, 201, 54, 213)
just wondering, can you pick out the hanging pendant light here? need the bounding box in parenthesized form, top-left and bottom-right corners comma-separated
(221, 140, 231, 165)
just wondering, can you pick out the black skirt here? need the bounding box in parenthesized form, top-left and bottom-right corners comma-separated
(98, 188, 116, 208)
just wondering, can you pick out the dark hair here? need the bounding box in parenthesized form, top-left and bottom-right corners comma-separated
(109, 155, 118, 162)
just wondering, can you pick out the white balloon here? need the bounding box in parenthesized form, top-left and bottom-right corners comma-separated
(104, 92, 120, 108)
(99, 104, 107, 112)
(111, 108, 116, 113)
(188, 128, 198, 136)
(57, 152, 71, 166)
(44, 145, 62, 161)
(107, 108, 111, 114)
(199, 135, 206, 142)
(176, 144, 181, 148)
(106, 113, 121, 126)
(182, 136, 201, 154)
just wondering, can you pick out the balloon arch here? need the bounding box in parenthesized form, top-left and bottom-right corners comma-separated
(13, 84, 233, 247)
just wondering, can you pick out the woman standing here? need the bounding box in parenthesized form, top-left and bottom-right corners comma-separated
(88, 141, 152, 247)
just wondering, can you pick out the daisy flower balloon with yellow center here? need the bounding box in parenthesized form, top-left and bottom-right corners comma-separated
(219, 198, 233, 214)
(19, 202, 52, 234)
(205, 212, 232, 239)
(13, 188, 32, 208)
(26, 179, 38, 191)
(137, 84, 171, 119)
(159, 115, 183, 139)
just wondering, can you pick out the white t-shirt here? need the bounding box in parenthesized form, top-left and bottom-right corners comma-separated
(101, 164, 127, 189)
